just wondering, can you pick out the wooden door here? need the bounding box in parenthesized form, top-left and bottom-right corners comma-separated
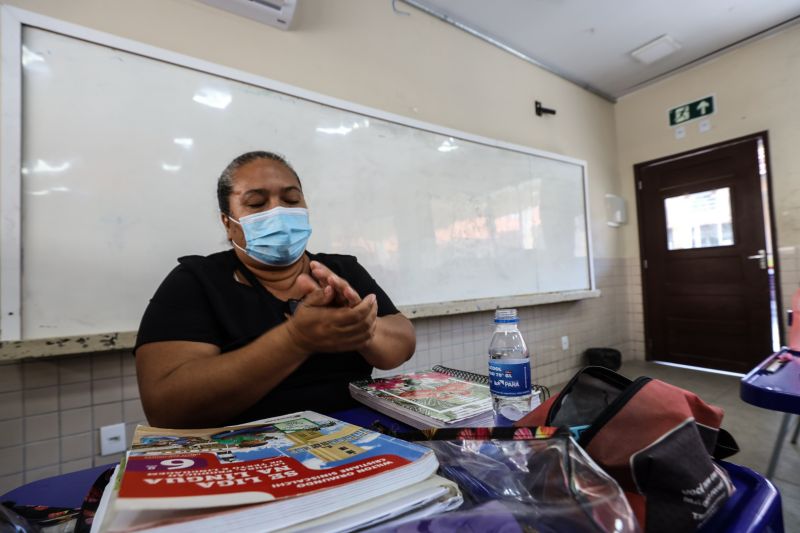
(635, 133, 780, 373)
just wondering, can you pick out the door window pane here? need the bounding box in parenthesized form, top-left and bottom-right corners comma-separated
(665, 188, 734, 250)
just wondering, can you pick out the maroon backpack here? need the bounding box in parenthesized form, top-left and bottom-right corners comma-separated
(516, 366, 738, 533)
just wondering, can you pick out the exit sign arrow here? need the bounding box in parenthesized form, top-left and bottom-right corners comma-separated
(669, 96, 715, 126)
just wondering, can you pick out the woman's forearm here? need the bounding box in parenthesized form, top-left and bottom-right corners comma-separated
(138, 324, 309, 428)
(359, 314, 416, 370)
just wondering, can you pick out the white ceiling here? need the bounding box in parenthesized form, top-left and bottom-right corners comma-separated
(402, 0, 800, 101)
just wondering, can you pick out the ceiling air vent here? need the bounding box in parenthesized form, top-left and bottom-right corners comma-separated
(197, 0, 297, 30)
(630, 34, 681, 65)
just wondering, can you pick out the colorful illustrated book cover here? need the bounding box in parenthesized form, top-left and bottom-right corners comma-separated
(350, 371, 492, 424)
(117, 411, 432, 509)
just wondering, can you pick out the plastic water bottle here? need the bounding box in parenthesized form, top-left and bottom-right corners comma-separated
(488, 308, 531, 421)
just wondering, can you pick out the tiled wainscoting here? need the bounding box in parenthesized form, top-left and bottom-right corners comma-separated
(0, 352, 145, 493)
(0, 256, 651, 493)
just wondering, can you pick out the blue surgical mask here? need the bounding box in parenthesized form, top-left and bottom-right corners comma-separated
(228, 206, 312, 266)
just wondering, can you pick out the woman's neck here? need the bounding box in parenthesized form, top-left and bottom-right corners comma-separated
(241, 253, 310, 298)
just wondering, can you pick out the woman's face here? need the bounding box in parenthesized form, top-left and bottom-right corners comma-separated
(223, 158, 307, 251)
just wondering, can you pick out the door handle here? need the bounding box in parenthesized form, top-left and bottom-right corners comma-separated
(747, 249, 767, 269)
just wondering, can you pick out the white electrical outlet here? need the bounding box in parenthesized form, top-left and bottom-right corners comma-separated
(561, 336, 569, 351)
(100, 423, 127, 456)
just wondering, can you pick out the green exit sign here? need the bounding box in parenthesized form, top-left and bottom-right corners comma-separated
(668, 96, 715, 126)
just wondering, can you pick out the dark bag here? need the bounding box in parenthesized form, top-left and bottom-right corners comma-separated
(584, 347, 621, 370)
(516, 366, 738, 533)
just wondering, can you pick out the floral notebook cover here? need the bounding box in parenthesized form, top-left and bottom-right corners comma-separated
(350, 371, 492, 424)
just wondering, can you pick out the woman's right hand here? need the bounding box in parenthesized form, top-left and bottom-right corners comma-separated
(284, 274, 378, 353)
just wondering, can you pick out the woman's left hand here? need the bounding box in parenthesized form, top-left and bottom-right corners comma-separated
(309, 261, 361, 307)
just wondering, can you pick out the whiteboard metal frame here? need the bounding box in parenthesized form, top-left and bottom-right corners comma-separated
(0, 5, 596, 347)
(0, 7, 23, 341)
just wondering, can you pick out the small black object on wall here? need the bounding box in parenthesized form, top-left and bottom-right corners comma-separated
(535, 101, 556, 117)
(585, 347, 622, 370)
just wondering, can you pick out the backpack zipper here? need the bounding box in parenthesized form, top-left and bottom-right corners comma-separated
(578, 376, 652, 447)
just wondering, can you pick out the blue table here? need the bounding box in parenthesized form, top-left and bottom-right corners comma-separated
(740, 348, 800, 479)
(1, 464, 111, 509)
(1, 407, 785, 532)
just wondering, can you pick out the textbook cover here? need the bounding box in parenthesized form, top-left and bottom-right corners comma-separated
(349, 370, 494, 429)
(104, 411, 440, 532)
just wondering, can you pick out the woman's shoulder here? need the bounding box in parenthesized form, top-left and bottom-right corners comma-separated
(309, 252, 361, 272)
(147, 250, 239, 311)
(310, 251, 357, 263)
(177, 250, 236, 274)
(151, 250, 235, 294)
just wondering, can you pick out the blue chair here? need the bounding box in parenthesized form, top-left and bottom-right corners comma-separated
(699, 461, 783, 533)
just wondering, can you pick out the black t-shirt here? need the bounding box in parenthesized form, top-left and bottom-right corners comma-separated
(135, 250, 399, 423)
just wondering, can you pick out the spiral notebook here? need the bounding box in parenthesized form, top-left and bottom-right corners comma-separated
(431, 365, 489, 384)
(432, 365, 548, 407)
(350, 366, 548, 430)
(349, 367, 495, 429)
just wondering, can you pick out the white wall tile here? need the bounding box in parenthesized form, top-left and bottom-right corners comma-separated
(0, 446, 23, 476)
(93, 403, 123, 429)
(61, 457, 92, 474)
(58, 356, 92, 385)
(24, 464, 60, 483)
(0, 419, 23, 447)
(0, 473, 24, 494)
(24, 413, 59, 442)
(25, 438, 60, 469)
(23, 386, 58, 416)
(61, 432, 93, 462)
(0, 363, 23, 392)
(0, 391, 23, 420)
(22, 361, 58, 388)
(60, 382, 92, 410)
(92, 353, 121, 379)
(61, 407, 92, 436)
(92, 377, 122, 404)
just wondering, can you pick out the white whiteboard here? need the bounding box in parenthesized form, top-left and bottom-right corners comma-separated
(1, 11, 593, 342)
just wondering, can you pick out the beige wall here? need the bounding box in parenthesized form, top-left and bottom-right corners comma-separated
(614, 23, 800, 339)
(615, 23, 800, 259)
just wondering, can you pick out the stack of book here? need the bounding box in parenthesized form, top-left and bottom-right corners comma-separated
(91, 411, 461, 532)
(349, 366, 496, 429)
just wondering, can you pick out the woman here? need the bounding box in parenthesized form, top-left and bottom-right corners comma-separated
(135, 151, 415, 428)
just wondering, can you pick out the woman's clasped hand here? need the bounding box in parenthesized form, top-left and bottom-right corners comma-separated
(285, 261, 379, 354)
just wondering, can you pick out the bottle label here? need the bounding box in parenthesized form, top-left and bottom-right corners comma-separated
(488, 359, 531, 397)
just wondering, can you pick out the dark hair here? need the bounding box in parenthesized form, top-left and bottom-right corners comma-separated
(217, 151, 302, 216)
